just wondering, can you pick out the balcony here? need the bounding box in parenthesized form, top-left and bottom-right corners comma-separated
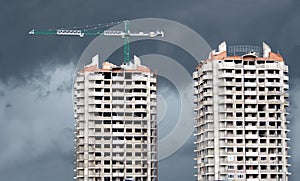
(284, 100, 289, 106)
(75, 92, 84, 98)
(245, 108, 258, 113)
(112, 173, 124, 177)
(194, 89, 199, 95)
(134, 100, 148, 105)
(112, 124, 124, 129)
(246, 161, 259, 165)
(203, 100, 213, 105)
(193, 72, 198, 79)
(88, 99, 104, 105)
(150, 94, 156, 99)
(134, 108, 147, 112)
(266, 82, 281, 87)
(218, 62, 235, 69)
(203, 75, 213, 80)
(203, 82, 213, 87)
(112, 76, 124, 81)
(112, 132, 124, 137)
(112, 116, 124, 120)
(244, 82, 257, 87)
(112, 92, 125, 97)
(245, 117, 257, 121)
(132, 76, 147, 81)
(246, 169, 259, 174)
(219, 90, 233, 95)
(244, 65, 256, 69)
(76, 84, 84, 90)
(245, 134, 258, 139)
(150, 101, 157, 106)
(134, 84, 148, 89)
(89, 91, 104, 97)
(268, 100, 281, 104)
(89, 75, 104, 80)
(244, 99, 257, 104)
(256, 64, 265, 69)
(88, 108, 103, 112)
(112, 100, 125, 105)
(246, 142, 259, 147)
(268, 91, 281, 95)
(112, 84, 124, 89)
(224, 82, 235, 86)
(266, 74, 281, 79)
(245, 125, 257, 130)
(265, 63, 281, 70)
(112, 148, 125, 153)
(218, 73, 234, 78)
(194, 81, 199, 87)
(89, 83, 104, 88)
(235, 82, 243, 86)
(244, 91, 257, 95)
(112, 139, 124, 144)
(150, 77, 157, 83)
(150, 86, 156, 91)
(219, 99, 234, 104)
(202, 64, 213, 71)
(246, 152, 258, 156)
(76, 76, 84, 82)
(151, 109, 157, 114)
(244, 74, 256, 78)
(203, 91, 213, 97)
(234, 92, 243, 97)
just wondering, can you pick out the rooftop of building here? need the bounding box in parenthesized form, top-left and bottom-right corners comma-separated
(79, 55, 151, 73)
(196, 41, 284, 70)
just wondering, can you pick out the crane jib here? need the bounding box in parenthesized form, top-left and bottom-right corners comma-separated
(29, 29, 103, 37)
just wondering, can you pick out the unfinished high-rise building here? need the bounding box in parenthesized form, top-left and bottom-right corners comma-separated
(193, 42, 290, 181)
(73, 55, 158, 181)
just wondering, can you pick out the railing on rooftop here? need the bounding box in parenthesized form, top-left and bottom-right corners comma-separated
(227, 45, 262, 56)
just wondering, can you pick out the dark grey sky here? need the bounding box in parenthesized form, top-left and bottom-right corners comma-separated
(0, 0, 300, 181)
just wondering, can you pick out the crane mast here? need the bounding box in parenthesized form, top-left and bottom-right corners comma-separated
(29, 20, 164, 64)
(124, 20, 130, 64)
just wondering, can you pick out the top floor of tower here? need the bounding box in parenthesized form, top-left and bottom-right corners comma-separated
(196, 41, 286, 71)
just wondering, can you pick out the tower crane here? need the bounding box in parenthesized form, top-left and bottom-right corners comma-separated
(29, 20, 164, 64)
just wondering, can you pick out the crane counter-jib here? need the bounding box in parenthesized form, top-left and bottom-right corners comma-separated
(29, 29, 105, 37)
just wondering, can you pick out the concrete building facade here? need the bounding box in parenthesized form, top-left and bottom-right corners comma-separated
(73, 55, 158, 181)
(193, 42, 290, 181)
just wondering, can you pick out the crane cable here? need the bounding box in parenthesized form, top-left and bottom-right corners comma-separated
(49, 20, 126, 31)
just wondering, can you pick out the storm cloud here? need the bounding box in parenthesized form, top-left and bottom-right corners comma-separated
(0, 62, 75, 180)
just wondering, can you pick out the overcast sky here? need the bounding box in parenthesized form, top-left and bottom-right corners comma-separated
(0, 0, 300, 181)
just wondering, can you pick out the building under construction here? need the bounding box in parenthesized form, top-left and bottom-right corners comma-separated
(73, 55, 158, 181)
(193, 42, 290, 181)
